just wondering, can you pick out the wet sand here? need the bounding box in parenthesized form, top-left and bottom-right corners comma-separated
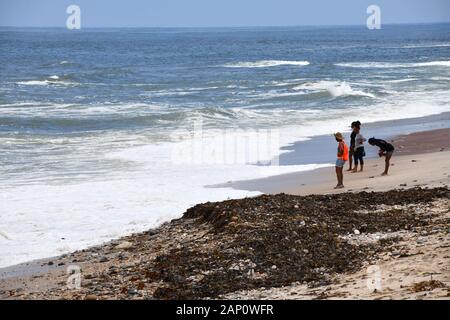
(392, 128, 450, 155)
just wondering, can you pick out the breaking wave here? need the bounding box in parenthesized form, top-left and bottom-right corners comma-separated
(16, 75, 78, 87)
(389, 43, 450, 49)
(223, 60, 310, 68)
(293, 81, 375, 98)
(335, 61, 450, 68)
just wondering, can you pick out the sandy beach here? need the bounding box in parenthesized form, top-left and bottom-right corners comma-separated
(1, 127, 449, 300)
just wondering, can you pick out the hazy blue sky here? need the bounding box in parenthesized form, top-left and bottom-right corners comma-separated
(1, 0, 449, 27)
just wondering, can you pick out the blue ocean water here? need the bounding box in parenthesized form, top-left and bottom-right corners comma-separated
(0, 24, 449, 266)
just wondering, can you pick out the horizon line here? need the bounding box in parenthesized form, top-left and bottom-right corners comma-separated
(1, 21, 449, 30)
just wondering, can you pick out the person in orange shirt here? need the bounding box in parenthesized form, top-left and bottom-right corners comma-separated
(334, 132, 349, 189)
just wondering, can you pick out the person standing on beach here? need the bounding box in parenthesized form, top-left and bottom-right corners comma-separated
(368, 137, 395, 176)
(347, 121, 360, 172)
(352, 124, 366, 173)
(334, 132, 349, 189)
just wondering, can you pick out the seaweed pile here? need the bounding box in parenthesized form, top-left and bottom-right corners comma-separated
(150, 188, 448, 299)
(8, 187, 448, 300)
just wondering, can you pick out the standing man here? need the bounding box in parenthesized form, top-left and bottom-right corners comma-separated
(347, 121, 360, 172)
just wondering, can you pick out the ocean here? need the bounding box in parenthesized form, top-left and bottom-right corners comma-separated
(1, 24, 449, 267)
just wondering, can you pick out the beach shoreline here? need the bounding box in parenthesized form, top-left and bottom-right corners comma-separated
(1, 112, 448, 272)
(266, 111, 450, 168)
(216, 127, 450, 195)
(1, 126, 449, 300)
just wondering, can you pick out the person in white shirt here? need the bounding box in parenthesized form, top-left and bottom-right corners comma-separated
(352, 125, 366, 173)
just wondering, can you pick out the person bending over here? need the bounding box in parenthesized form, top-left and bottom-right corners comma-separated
(368, 137, 395, 176)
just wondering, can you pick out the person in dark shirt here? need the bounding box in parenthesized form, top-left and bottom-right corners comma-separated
(368, 137, 395, 176)
(347, 121, 361, 172)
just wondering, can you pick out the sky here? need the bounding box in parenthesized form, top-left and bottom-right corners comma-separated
(0, 0, 449, 28)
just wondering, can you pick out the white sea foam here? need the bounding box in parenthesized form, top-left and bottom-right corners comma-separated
(17, 80, 52, 86)
(16, 79, 77, 87)
(224, 60, 310, 68)
(0, 134, 330, 267)
(385, 78, 417, 83)
(388, 43, 450, 49)
(416, 61, 450, 67)
(430, 76, 450, 81)
(293, 81, 375, 98)
(335, 61, 450, 68)
(247, 91, 313, 99)
(142, 86, 225, 98)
